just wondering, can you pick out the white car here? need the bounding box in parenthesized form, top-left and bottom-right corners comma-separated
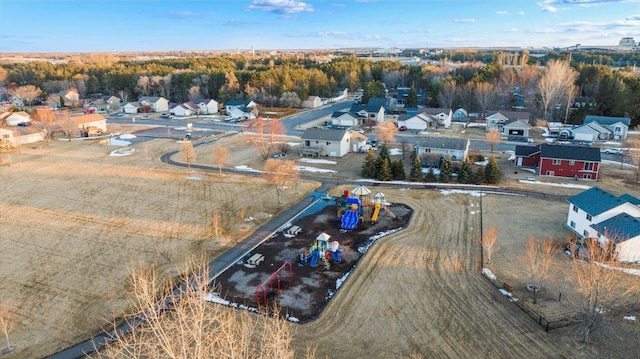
(603, 148, 624, 155)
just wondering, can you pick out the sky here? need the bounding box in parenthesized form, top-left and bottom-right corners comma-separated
(1, 0, 639, 53)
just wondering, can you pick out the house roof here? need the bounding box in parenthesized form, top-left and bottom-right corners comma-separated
(190, 98, 216, 105)
(352, 97, 387, 113)
(568, 187, 640, 216)
(486, 111, 530, 121)
(585, 122, 611, 134)
(503, 119, 531, 129)
(138, 96, 166, 103)
(591, 213, 640, 243)
(539, 143, 601, 162)
(125, 102, 141, 108)
(418, 137, 469, 151)
(72, 114, 106, 125)
(515, 144, 539, 157)
(306, 96, 321, 101)
(584, 115, 630, 127)
(331, 111, 358, 119)
(301, 127, 348, 141)
(418, 108, 451, 116)
(226, 99, 253, 107)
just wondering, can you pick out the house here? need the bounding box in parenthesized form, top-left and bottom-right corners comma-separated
(56, 88, 80, 107)
(302, 96, 322, 109)
(2, 111, 32, 126)
(514, 143, 601, 180)
(415, 137, 470, 166)
(350, 97, 386, 123)
(570, 122, 611, 142)
(123, 102, 141, 114)
(0, 126, 45, 147)
(566, 187, 640, 262)
(330, 111, 361, 127)
(86, 96, 121, 113)
(225, 99, 258, 120)
(583, 115, 630, 140)
(397, 113, 435, 131)
(348, 131, 369, 152)
(452, 108, 468, 123)
(170, 102, 198, 117)
(485, 111, 530, 132)
(417, 108, 452, 128)
(138, 96, 169, 113)
(225, 99, 257, 113)
(502, 119, 531, 138)
(190, 98, 219, 114)
(72, 113, 107, 133)
(300, 128, 351, 157)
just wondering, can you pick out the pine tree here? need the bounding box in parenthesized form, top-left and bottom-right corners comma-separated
(379, 158, 393, 181)
(391, 159, 406, 180)
(440, 156, 453, 183)
(425, 167, 437, 182)
(458, 160, 472, 184)
(409, 155, 423, 182)
(378, 143, 389, 160)
(485, 154, 501, 184)
(474, 166, 485, 184)
(361, 149, 377, 178)
(405, 86, 419, 108)
(374, 156, 384, 179)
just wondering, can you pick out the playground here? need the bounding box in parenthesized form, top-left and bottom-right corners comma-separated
(211, 185, 413, 322)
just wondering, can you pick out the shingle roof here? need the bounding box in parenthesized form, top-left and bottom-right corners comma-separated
(301, 127, 348, 142)
(418, 108, 451, 116)
(515, 144, 539, 157)
(568, 187, 639, 216)
(539, 143, 601, 162)
(591, 213, 640, 243)
(226, 99, 251, 107)
(138, 96, 165, 103)
(419, 137, 469, 151)
(72, 114, 106, 125)
(584, 115, 631, 127)
(504, 119, 531, 128)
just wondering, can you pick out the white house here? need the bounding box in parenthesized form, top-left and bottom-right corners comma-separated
(170, 103, 198, 117)
(2, 111, 32, 126)
(419, 108, 452, 128)
(486, 111, 530, 132)
(1, 126, 45, 147)
(123, 102, 141, 114)
(72, 114, 107, 132)
(86, 96, 121, 113)
(566, 187, 640, 262)
(351, 97, 386, 123)
(302, 96, 322, 109)
(502, 119, 531, 138)
(570, 123, 611, 142)
(331, 111, 360, 127)
(300, 128, 351, 157)
(583, 115, 630, 140)
(415, 137, 470, 166)
(398, 113, 434, 131)
(138, 96, 169, 113)
(190, 98, 218, 114)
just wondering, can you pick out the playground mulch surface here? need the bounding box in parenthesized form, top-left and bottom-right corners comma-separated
(214, 200, 413, 322)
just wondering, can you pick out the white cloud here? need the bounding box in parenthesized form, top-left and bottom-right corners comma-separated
(245, 0, 314, 15)
(503, 28, 520, 33)
(496, 10, 508, 15)
(453, 18, 476, 23)
(517, 10, 526, 15)
(539, 0, 635, 12)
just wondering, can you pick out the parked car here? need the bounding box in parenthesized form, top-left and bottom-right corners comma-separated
(603, 148, 624, 155)
(160, 113, 171, 118)
(399, 125, 407, 131)
(273, 153, 287, 158)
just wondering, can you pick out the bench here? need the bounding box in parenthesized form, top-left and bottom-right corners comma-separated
(247, 253, 265, 266)
(503, 282, 514, 292)
(287, 225, 302, 235)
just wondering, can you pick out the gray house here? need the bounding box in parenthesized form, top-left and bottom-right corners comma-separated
(415, 137, 470, 166)
(583, 115, 630, 140)
(300, 128, 351, 157)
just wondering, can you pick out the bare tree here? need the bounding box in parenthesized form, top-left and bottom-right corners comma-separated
(485, 128, 501, 153)
(537, 59, 578, 121)
(55, 110, 79, 140)
(0, 303, 16, 353)
(136, 76, 151, 97)
(628, 136, 640, 182)
(211, 146, 229, 175)
(481, 224, 498, 265)
(243, 117, 286, 160)
(375, 121, 398, 144)
(264, 159, 298, 205)
(569, 237, 640, 345)
(180, 140, 197, 170)
(438, 79, 457, 109)
(474, 82, 497, 117)
(188, 85, 201, 101)
(400, 137, 411, 159)
(279, 91, 301, 108)
(101, 261, 308, 358)
(33, 108, 57, 144)
(522, 235, 557, 304)
(8, 85, 42, 107)
(118, 89, 129, 104)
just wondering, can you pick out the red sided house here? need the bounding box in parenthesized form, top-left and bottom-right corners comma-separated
(514, 143, 601, 180)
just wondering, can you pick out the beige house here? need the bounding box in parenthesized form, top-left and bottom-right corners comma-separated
(72, 114, 107, 132)
(302, 96, 322, 109)
(300, 128, 351, 157)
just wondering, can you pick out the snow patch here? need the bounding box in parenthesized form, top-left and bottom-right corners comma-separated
(186, 174, 204, 181)
(234, 165, 263, 173)
(357, 228, 404, 253)
(482, 268, 496, 281)
(624, 315, 636, 321)
(518, 179, 591, 189)
(440, 189, 485, 197)
(389, 148, 403, 156)
(297, 158, 336, 165)
(295, 166, 337, 173)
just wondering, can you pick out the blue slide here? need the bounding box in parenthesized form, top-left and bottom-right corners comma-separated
(331, 249, 343, 262)
(309, 249, 320, 268)
(341, 210, 359, 230)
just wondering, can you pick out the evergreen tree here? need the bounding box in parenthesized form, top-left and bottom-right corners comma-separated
(361, 149, 377, 178)
(379, 158, 393, 181)
(391, 159, 406, 180)
(474, 166, 485, 185)
(409, 155, 423, 182)
(457, 160, 472, 184)
(405, 86, 419, 108)
(485, 155, 501, 184)
(362, 80, 386, 104)
(439, 156, 453, 183)
(425, 167, 437, 182)
(378, 143, 389, 161)
(374, 156, 384, 179)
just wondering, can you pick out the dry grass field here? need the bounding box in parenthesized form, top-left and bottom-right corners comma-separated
(0, 137, 317, 358)
(1, 124, 638, 358)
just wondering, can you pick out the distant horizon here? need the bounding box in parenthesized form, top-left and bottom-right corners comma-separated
(1, 0, 639, 53)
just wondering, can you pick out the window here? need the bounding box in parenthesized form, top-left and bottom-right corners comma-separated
(570, 221, 576, 229)
(572, 205, 578, 213)
(552, 159, 561, 165)
(546, 170, 554, 176)
(586, 214, 592, 221)
(583, 174, 592, 179)
(326, 141, 330, 145)
(584, 162, 595, 171)
(569, 160, 575, 165)
(615, 127, 621, 133)
(583, 230, 589, 237)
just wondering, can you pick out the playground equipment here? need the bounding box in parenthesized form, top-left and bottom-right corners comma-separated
(255, 261, 294, 307)
(341, 196, 361, 230)
(370, 191, 396, 222)
(246, 253, 265, 267)
(299, 233, 343, 270)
